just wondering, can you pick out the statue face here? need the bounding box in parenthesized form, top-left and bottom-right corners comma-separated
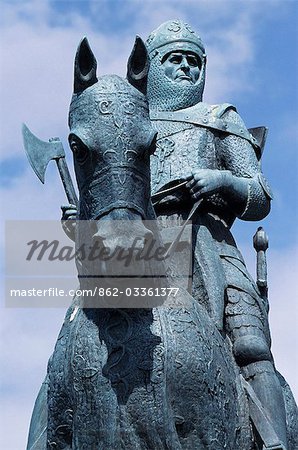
(162, 51, 201, 85)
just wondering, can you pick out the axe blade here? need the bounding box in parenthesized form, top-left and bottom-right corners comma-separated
(22, 123, 65, 183)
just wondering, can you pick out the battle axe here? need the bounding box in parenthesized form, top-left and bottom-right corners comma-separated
(22, 124, 78, 207)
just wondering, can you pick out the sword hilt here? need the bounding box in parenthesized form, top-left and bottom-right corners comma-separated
(253, 226, 269, 298)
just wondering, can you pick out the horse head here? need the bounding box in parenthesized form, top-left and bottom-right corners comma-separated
(68, 37, 159, 285)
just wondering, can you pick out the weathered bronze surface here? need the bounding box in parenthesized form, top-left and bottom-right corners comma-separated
(24, 22, 297, 450)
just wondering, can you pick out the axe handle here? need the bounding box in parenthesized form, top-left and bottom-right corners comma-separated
(55, 157, 78, 207)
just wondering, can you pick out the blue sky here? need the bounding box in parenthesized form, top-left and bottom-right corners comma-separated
(1, 1, 297, 448)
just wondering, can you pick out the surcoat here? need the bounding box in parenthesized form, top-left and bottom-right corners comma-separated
(150, 102, 272, 333)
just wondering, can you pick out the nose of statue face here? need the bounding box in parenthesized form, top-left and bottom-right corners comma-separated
(180, 56, 190, 70)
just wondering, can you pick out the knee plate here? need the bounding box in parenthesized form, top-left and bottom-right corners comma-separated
(233, 334, 271, 366)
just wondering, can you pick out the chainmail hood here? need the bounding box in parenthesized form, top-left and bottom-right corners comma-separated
(146, 20, 206, 111)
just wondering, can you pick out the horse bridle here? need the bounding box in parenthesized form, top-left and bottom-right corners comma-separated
(151, 180, 203, 259)
(79, 162, 151, 220)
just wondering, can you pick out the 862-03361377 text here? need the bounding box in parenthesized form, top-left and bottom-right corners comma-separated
(9, 286, 180, 298)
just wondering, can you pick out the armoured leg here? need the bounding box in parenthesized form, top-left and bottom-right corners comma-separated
(225, 287, 288, 449)
(242, 361, 288, 450)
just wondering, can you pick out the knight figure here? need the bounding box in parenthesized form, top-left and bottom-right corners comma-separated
(145, 19, 287, 450)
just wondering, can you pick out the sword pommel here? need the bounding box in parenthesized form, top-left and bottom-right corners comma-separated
(253, 227, 269, 296)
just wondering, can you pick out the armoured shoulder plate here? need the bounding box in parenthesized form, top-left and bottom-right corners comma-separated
(150, 103, 262, 151)
(257, 173, 274, 200)
(209, 103, 236, 118)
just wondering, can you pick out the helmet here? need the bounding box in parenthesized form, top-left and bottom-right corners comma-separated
(146, 20, 207, 111)
(146, 19, 205, 60)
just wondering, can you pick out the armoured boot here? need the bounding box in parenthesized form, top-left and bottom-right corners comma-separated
(242, 361, 288, 450)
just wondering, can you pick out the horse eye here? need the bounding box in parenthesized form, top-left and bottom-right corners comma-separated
(69, 137, 89, 164)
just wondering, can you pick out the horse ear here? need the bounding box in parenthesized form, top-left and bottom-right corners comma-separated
(74, 37, 98, 94)
(127, 36, 149, 94)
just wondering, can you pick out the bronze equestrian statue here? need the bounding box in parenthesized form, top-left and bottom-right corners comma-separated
(24, 23, 297, 450)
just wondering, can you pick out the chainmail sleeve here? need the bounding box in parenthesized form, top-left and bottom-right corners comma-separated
(217, 109, 272, 221)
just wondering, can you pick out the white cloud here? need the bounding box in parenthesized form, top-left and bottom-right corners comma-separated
(0, 306, 66, 450)
(0, 398, 36, 450)
(0, 3, 133, 161)
(0, 0, 274, 162)
(0, 165, 67, 224)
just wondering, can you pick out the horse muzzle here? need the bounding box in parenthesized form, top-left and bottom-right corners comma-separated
(92, 215, 153, 280)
